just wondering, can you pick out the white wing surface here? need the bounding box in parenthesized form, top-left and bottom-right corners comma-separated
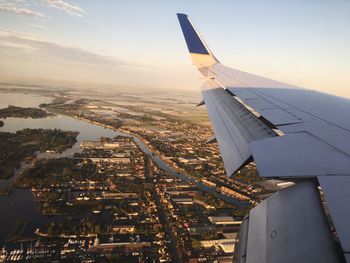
(177, 13, 350, 263)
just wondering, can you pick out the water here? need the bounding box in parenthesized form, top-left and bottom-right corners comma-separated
(0, 93, 118, 245)
(0, 93, 51, 109)
(132, 137, 247, 207)
(0, 92, 246, 246)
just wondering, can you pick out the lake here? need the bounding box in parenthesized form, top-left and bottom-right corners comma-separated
(0, 92, 118, 245)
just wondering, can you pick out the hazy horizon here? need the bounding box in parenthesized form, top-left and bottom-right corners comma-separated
(1, 0, 349, 97)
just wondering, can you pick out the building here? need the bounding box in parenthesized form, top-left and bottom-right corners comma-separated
(112, 225, 135, 234)
(208, 216, 241, 226)
(88, 157, 130, 164)
(221, 186, 250, 201)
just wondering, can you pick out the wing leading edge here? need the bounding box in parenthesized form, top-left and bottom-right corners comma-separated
(177, 13, 350, 262)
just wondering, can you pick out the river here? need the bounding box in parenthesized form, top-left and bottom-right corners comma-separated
(0, 92, 246, 246)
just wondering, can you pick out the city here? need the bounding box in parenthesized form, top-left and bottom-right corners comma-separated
(0, 86, 274, 262)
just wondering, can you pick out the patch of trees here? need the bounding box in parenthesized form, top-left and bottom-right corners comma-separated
(14, 158, 95, 188)
(0, 105, 53, 118)
(0, 128, 78, 179)
(45, 217, 101, 236)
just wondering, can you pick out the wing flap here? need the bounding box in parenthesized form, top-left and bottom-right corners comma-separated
(259, 108, 303, 125)
(318, 176, 350, 256)
(245, 182, 340, 263)
(201, 80, 275, 176)
(251, 132, 350, 178)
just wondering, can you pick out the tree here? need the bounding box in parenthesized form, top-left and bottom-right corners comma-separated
(95, 225, 101, 234)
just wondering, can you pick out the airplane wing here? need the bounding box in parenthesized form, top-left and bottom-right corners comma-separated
(177, 13, 349, 263)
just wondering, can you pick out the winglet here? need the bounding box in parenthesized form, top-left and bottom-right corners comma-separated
(177, 13, 218, 67)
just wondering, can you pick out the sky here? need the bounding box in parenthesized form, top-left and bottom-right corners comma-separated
(0, 0, 349, 97)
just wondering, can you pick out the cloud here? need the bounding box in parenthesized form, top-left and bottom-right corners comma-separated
(0, 39, 37, 51)
(0, 28, 130, 68)
(0, 2, 44, 17)
(0, 0, 85, 18)
(0, 28, 163, 90)
(29, 23, 48, 30)
(42, 0, 85, 16)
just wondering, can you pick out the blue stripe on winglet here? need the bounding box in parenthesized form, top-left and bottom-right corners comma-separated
(177, 13, 209, 55)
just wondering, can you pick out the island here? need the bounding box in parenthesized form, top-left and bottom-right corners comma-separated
(0, 105, 54, 119)
(13, 157, 95, 189)
(0, 128, 78, 179)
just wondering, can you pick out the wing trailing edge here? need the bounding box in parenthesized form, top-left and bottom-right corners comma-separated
(201, 80, 275, 176)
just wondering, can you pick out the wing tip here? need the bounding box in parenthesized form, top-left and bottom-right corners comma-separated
(176, 13, 210, 55)
(176, 13, 187, 17)
(176, 13, 219, 67)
